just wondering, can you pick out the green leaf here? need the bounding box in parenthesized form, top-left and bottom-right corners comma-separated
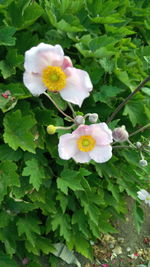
(67, 232, 93, 260)
(72, 210, 90, 238)
(0, 49, 23, 79)
(57, 169, 84, 195)
(93, 85, 124, 104)
(106, 178, 120, 202)
(0, 26, 16, 46)
(51, 213, 71, 241)
(3, 110, 36, 153)
(6, 1, 43, 30)
(0, 144, 22, 161)
(123, 99, 147, 126)
(56, 192, 68, 213)
(133, 203, 144, 234)
(17, 215, 41, 246)
(22, 158, 46, 190)
(37, 237, 55, 254)
(0, 255, 18, 267)
(0, 161, 19, 203)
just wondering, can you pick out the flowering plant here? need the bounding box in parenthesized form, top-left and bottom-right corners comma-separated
(0, 0, 150, 266)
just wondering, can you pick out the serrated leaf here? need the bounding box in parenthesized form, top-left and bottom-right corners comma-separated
(37, 237, 55, 254)
(0, 255, 18, 267)
(51, 213, 71, 241)
(56, 192, 68, 213)
(67, 232, 93, 260)
(6, 1, 43, 30)
(123, 100, 147, 126)
(93, 85, 124, 103)
(17, 216, 41, 246)
(3, 110, 36, 153)
(0, 26, 16, 46)
(22, 158, 46, 190)
(0, 144, 22, 161)
(0, 161, 19, 203)
(57, 169, 84, 195)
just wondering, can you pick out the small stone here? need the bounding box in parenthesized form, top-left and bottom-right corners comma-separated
(112, 246, 122, 255)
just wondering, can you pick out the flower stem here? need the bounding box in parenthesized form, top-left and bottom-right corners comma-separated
(57, 124, 75, 130)
(107, 76, 150, 123)
(129, 123, 150, 137)
(43, 92, 74, 122)
(68, 103, 76, 117)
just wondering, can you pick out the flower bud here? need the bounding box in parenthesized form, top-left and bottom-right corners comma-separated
(47, 125, 56, 134)
(74, 115, 85, 125)
(136, 142, 142, 148)
(112, 126, 129, 142)
(139, 159, 148, 167)
(89, 113, 98, 123)
(22, 258, 29, 265)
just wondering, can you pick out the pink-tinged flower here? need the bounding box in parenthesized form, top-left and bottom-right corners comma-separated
(58, 123, 113, 163)
(23, 43, 93, 106)
(137, 189, 150, 206)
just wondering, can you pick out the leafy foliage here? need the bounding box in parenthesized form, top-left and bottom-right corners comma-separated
(0, 0, 149, 265)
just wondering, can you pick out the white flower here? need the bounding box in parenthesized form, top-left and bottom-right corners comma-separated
(58, 123, 113, 163)
(23, 43, 93, 107)
(137, 189, 150, 206)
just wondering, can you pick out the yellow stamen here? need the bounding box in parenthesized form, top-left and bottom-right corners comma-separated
(146, 196, 150, 201)
(42, 66, 66, 91)
(77, 135, 96, 152)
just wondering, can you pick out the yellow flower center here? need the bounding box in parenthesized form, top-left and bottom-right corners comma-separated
(42, 66, 66, 91)
(146, 196, 150, 201)
(77, 135, 96, 152)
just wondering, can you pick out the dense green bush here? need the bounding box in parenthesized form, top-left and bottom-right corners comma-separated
(0, 0, 150, 266)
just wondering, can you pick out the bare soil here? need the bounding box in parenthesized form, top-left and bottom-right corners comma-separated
(59, 198, 150, 267)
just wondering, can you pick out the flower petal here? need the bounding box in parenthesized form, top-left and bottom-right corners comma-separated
(60, 67, 93, 106)
(89, 145, 112, 163)
(137, 189, 149, 200)
(58, 133, 78, 160)
(73, 124, 93, 136)
(24, 43, 64, 73)
(90, 123, 113, 145)
(73, 151, 91, 163)
(23, 71, 46, 96)
(62, 56, 73, 69)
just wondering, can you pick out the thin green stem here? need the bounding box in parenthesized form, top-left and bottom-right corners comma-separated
(107, 76, 150, 123)
(68, 103, 76, 117)
(57, 124, 75, 130)
(129, 123, 150, 137)
(43, 92, 74, 122)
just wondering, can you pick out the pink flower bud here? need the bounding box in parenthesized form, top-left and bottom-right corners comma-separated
(112, 126, 129, 142)
(22, 258, 29, 265)
(89, 113, 98, 123)
(102, 264, 108, 267)
(74, 115, 85, 125)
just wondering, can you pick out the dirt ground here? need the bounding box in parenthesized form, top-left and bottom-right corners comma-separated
(59, 198, 150, 267)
